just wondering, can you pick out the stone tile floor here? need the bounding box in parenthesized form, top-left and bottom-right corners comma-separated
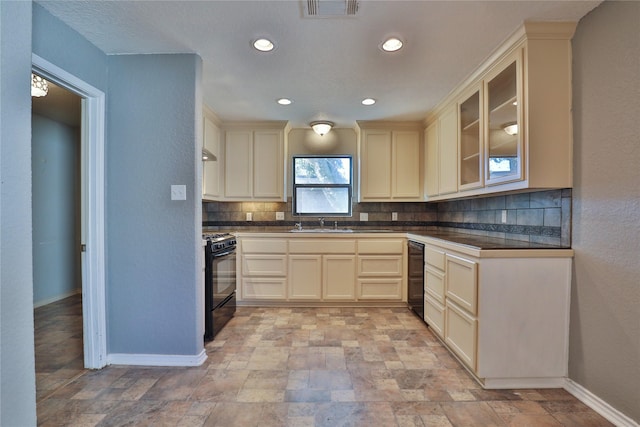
(36, 296, 613, 426)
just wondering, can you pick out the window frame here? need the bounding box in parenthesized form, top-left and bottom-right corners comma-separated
(292, 155, 353, 217)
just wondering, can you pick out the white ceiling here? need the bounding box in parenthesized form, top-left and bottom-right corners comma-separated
(37, 0, 600, 129)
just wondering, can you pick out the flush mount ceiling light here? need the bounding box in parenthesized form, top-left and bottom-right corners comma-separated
(310, 121, 334, 136)
(277, 98, 292, 105)
(503, 122, 518, 136)
(253, 38, 275, 52)
(362, 98, 376, 106)
(31, 73, 48, 97)
(380, 37, 403, 52)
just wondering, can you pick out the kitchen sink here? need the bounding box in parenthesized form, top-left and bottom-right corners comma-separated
(288, 228, 395, 233)
(289, 228, 354, 233)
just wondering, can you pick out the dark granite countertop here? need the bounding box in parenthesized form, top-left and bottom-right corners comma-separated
(407, 230, 569, 250)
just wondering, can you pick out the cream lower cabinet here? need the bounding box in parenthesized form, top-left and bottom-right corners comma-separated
(444, 254, 478, 371)
(239, 238, 287, 300)
(413, 236, 573, 389)
(356, 238, 405, 301)
(237, 234, 406, 304)
(424, 246, 446, 338)
(288, 239, 356, 301)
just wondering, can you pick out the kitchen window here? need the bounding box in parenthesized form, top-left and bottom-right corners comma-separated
(292, 155, 352, 217)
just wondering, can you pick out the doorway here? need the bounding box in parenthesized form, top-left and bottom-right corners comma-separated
(32, 54, 107, 370)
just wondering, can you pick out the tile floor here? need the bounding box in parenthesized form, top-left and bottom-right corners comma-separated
(36, 296, 613, 426)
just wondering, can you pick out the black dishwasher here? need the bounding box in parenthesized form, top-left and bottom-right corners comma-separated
(408, 240, 425, 321)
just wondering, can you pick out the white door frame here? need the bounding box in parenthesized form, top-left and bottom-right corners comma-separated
(32, 54, 107, 369)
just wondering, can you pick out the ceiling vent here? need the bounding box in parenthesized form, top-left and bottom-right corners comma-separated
(304, 0, 359, 17)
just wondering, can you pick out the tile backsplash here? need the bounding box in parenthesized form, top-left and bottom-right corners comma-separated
(203, 189, 571, 247)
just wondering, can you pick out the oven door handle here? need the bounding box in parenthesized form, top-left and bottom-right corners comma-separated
(212, 249, 235, 258)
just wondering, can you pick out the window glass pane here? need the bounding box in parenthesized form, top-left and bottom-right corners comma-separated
(294, 157, 351, 184)
(295, 187, 350, 215)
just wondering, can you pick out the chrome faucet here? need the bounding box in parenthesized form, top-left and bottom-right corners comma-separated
(319, 217, 325, 228)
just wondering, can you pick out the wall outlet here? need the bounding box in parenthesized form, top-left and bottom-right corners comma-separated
(360, 212, 368, 221)
(392, 212, 398, 221)
(246, 212, 253, 221)
(170, 184, 186, 201)
(501, 210, 507, 223)
(275, 211, 284, 220)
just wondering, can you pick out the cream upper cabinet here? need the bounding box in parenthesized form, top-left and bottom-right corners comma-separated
(202, 111, 221, 200)
(424, 106, 458, 199)
(458, 86, 483, 190)
(484, 52, 523, 186)
(358, 124, 422, 202)
(424, 22, 576, 201)
(221, 123, 286, 201)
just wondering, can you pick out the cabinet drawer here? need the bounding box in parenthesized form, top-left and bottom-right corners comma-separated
(242, 255, 286, 276)
(445, 254, 478, 315)
(425, 246, 446, 271)
(358, 256, 403, 276)
(289, 239, 356, 254)
(358, 239, 404, 254)
(241, 239, 287, 253)
(445, 300, 477, 371)
(242, 278, 287, 299)
(357, 278, 403, 300)
(425, 267, 445, 303)
(425, 294, 445, 339)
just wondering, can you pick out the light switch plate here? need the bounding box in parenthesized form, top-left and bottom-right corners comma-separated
(246, 212, 253, 221)
(276, 211, 285, 220)
(501, 210, 507, 223)
(360, 212, 368, 221)
(171, 185, 186, 201)
(392, 212, 398, 221)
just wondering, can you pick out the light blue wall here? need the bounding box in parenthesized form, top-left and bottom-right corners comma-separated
(32, 2, 107, 92)
(107, 54, 203, 356)
(0, 1, 37, 424)
(32, 114, 81, 305)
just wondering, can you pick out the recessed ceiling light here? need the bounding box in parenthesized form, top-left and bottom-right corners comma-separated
(253, 38, 275, 52)
(381, 37, 403, 52)
(362, 98, 376, 106)
(277, 98, 292, 105)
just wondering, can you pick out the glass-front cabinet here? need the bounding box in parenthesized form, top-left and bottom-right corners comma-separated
(458, 87, 482, 190)
(485, 51, 523, 186)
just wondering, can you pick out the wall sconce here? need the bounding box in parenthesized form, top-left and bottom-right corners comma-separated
(502, 122, 518, 136)
(310, 121, 334, 136)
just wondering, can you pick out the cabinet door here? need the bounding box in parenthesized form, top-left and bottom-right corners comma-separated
(485, 50, 523, 186)
(288, 255, 322, 300)
(253, 130, 283, 199)
(445, 254, 478, 315)
(438, 105, 458, 195)
(243, 278, 287, 300)
(425, 294, 445, 339)
(361, 130, 392, 199)
(459, 87, 483, 190)
(323, 255, 356, 300)
(202, 116, 220, 199)
(445, 300, 477, 371)
(224, 131, 253, 198)
(392, 131, 421, 198)
(424, 122, 439, 197)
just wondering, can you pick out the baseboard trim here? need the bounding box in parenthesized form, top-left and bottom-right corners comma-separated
(107, 350, 208, 367)
(34, 289, 82, 308)
(564, 378, 639, 427)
